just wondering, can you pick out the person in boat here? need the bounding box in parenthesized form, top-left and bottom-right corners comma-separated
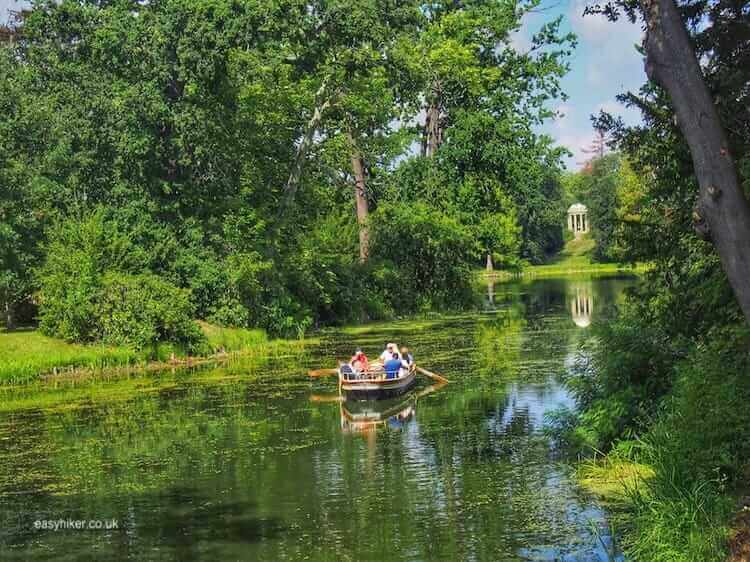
(379, 343, 399, 363)
(350, 347, 369, 373)
(384, 354, 403, 379)
(399, 346, 413, 377)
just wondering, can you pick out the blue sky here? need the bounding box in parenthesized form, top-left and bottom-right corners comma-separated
(0, 0, 22, 22)
(3, 0, 644, 170)
(513, 0, 646, 169)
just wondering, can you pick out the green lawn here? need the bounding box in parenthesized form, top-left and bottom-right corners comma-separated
(487, 235, 646, 279)
(0, 323, 305, 386)
(0, 329, 140, 385)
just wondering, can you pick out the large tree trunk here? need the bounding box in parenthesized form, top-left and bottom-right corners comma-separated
(421, 82, 443, 158)
(280, 81, 332, 216)
(348, 133, 369, 262)
(643, 0, 750, 324)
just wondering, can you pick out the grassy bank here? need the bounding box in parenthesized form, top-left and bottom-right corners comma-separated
(0, 323, 305, 386)
(487, 235, 646, 279)
(577, 449, 735, 561)
(562, 323, 750, 561)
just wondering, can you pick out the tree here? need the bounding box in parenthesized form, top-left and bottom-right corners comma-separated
(579, 153, 621, 262)
(589, 0, 750, 324)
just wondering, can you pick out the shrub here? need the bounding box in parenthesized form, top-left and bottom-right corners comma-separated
(370, 202, 478, 312)
(38, 211, 147, 342)
(38, 213, 205, 351)
(96, 273, 205, 351)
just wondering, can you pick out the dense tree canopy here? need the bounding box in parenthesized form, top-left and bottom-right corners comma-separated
(0, 0, 573, 345)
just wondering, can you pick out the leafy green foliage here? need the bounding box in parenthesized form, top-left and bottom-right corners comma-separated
(1, 0, 573, 344)
(97, 273, 205, 352)
(38, 213, 203, 350)
(370, 202, 478, 311)
(560, 2, 750, 557)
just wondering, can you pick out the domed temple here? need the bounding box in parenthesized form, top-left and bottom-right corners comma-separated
(567, 203, 588, 237)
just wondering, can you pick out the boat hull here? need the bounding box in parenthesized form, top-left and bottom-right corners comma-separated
(339, 365, 417, 401)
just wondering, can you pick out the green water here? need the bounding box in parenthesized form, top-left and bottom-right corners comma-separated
(0, 276, 634, 561)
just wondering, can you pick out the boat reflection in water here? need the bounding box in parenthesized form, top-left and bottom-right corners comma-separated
(340, 381, 446, 435)
(340, 395, 416, 434)
(310, 381, 446, 435)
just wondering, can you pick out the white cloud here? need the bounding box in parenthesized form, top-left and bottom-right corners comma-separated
(586, 65, 603, 87)
(595, 99, 641, 125)
(552, 103, 573, 130)
(509, 29, 533, 54)
(569, 0, 643, 65)
(558, 131, 599, 168)
(568, 0, 642, 45)
(1, 0, 28, 24)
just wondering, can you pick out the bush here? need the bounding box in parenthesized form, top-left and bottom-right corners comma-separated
(97, 273, 205, 352)
(618, 330, 750, 562)
(38, 213, 205, 351)
(370, 202, 478, 312)
(38, 211, 147, 342)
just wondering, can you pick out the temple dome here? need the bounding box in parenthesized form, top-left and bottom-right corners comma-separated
(567, 203, 587, 214)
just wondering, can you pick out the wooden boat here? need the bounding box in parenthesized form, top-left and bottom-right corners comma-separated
(338, 362, 417, 401)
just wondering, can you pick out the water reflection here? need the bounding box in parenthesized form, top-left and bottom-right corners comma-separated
(569, 280, 594, 328)
(341, 397, 415, 433)
(338, 382, 446, 435)
(0, 275, 636, 561)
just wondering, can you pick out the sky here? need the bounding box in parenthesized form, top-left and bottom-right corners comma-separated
(0, 0, 22, 22)
(2, 0, 645, 171)
(512, 0, 646, 169)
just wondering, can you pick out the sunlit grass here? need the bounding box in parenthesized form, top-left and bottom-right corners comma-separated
(0, 323, 313, 386)
(0, 329, 142, 385)
(199, 321, 269, 352)
(577, 454, 655, 502)
(577, 448, 732, 561)
(486, 235, 648, 279)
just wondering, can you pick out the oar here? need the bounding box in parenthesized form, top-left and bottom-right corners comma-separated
(309, 394, 345, 403)
(308, 368, 339, 378)
(414, 381, 447, 399)
(416, 366, 450, 384)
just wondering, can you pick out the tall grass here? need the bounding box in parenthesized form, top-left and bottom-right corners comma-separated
(0, 329, 141, 385)
(0, 323, 309, 385)
(578, 445, 731, 562)
(574, 328, 750, 561)
(198, 321, 269, 352)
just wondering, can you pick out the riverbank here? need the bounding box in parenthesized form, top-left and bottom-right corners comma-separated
(564, 318, 750, 561)
(0, 322, 307, 386)
(486, 235, 646, 279)
(576, 450, 739, 561)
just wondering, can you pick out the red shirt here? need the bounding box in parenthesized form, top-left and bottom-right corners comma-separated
(351, 352, 369, 370)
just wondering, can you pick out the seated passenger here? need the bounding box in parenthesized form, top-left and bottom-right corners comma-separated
(340, 363, 356, 380)
(350, 347, 369, 373)
(399, 346, 413, 376)
(400, 346, 413, 366)
(379, 342, 399, 363)
(384, 356, 402, 379)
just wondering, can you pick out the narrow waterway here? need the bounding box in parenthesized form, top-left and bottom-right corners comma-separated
(0, 275, 635, 561)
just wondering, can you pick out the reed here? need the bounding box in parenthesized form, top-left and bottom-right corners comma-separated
(0, 323, 310, 385)
(0, 329, 141, 385)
